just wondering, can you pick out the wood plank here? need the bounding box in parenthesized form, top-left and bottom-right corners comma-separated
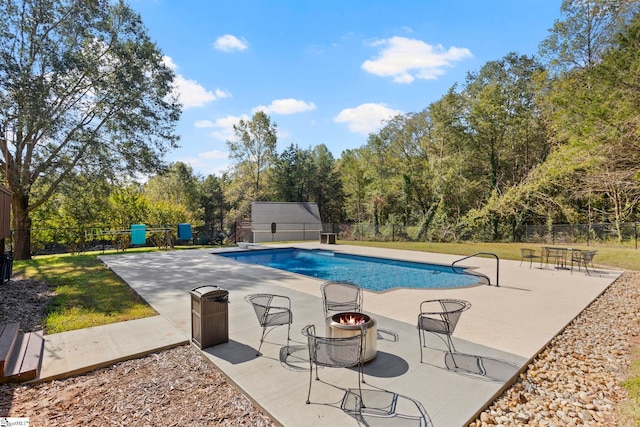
(0, 323, 20, 377)
(17, 330, 44, 381)
(2, 332, 28, 380)
(1, 331, 44, 382)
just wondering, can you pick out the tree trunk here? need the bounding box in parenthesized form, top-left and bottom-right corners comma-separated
(416, 199, 440, 241)
(12, 194, 32, 260)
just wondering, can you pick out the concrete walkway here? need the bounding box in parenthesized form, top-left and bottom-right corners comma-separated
(38, 244, 621, 426)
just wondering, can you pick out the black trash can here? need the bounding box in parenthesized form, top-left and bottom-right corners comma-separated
(0, 254, 13, 285)
(190, 285, 229, 349)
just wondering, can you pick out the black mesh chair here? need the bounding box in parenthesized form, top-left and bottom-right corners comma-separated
(417, 299, 471, 363)
(244, 294, 292, 356)
(520, 248, 542, 268)
(301, 324, 366, 405)
(321, 280, 363, 319)
(571, 250, 597, 275)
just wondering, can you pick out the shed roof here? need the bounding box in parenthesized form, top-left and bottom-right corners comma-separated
(251, 202, 321, 231)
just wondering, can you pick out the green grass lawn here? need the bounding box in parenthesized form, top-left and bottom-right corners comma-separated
(341, 240, 640, 271)
(13, 249, 160, 333)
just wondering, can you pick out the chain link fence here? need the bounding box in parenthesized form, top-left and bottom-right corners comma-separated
(10, 221, 640, 256)
(324, 222, 640, 249)
(521, 223, 639, 248)
(10, 224, 225, 256)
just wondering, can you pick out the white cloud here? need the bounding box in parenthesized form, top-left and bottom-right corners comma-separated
(334, 103, 402, 135)
(163, 56, 231, 109)
(199, 150, 228, 160)
(173, 75, 217, 108)
(177, 156, 231, 177)
(253, 98, 317, 115)
(362, 36, 472, 83)
(213, 88, 231, 99)
(163, 56, 179, 71)
(214, 34, 249, 52)
(203, 114, 250, 141)
(194, 120, 215, 128)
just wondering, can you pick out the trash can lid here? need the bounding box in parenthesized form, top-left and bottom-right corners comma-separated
(190, 285, 228, 298)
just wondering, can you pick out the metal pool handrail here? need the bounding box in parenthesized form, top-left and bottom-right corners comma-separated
(451, 252, 499, 287)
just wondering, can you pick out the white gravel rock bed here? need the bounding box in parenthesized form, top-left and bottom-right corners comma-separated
(469, 271, 640, 427)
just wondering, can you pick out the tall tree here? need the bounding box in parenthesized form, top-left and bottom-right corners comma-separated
(272, 144, 313, 202)
(539, 0, 638, 74)
(0, 0, 181, 259)
(461, 53, 549, 238)
(567, 10, 640, 234)
(428, 89, 480, 228)
(309, 144, 344, 223)
(227, 111, 277, 197)
(199, 173, 228, 240)
(339, 148, 371, 223)
(271, 144, 344, 223)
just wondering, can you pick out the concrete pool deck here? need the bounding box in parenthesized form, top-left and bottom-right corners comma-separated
(49, 243, 622, 426)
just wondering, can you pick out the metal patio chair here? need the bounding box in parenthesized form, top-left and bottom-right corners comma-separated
(244, 294, 293, 356)
(571, 250, 597, 275)
(417, 299, 471, 363)
(301, 324, 366, 405)
(519, 248, 542, 268)
(321, 280, 363, 319)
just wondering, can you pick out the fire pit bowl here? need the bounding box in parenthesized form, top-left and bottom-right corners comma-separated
(326, 312, 377, 362)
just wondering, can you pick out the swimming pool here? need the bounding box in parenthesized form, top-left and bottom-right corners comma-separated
(216, 248, 481, 291)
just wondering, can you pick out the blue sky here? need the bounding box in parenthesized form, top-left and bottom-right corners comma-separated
(131, 0, 562, 177)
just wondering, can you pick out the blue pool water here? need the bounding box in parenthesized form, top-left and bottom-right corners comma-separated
(216, 248, 480, 291)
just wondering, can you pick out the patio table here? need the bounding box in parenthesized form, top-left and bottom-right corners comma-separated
(541, 246, 582, 269)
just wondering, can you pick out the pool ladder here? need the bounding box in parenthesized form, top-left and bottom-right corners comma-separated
(451, 252, 499, 287)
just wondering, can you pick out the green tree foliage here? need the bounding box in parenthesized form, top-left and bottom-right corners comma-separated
(30, 171, 113, 254)
(368, 112, 436, 236)
(272, 144, 344, 222)
(568, 10, 640, 236)
(227, 111, 277, 197)
(524, 3, 640, 241)
(106, 185, 149, 250)
(309, 145, 344, 223)
(338, 53, 550, 241)
(146, 200, 189, 249)
(225, 111, 277, 222)
(144, 162, 202, 224)
(272, 144, 314, 202)
(463, 53, 549, 194)
(0, 0, 181, 259)
(199, 173, 229, 243)
(469, 2, 640, 243)
(427, 89, 480, 236)
(539, 0, 637, 73)
(339, 148, 372, 223)
(459, 53, 550, 238)
(17, 1, 640, 248)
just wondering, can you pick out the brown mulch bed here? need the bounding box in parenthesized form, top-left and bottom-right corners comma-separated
(0, 278, 276, 426)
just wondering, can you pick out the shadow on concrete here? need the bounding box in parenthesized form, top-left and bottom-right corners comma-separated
(204, 340, 257, 364)
(342, 388, 433, 427)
